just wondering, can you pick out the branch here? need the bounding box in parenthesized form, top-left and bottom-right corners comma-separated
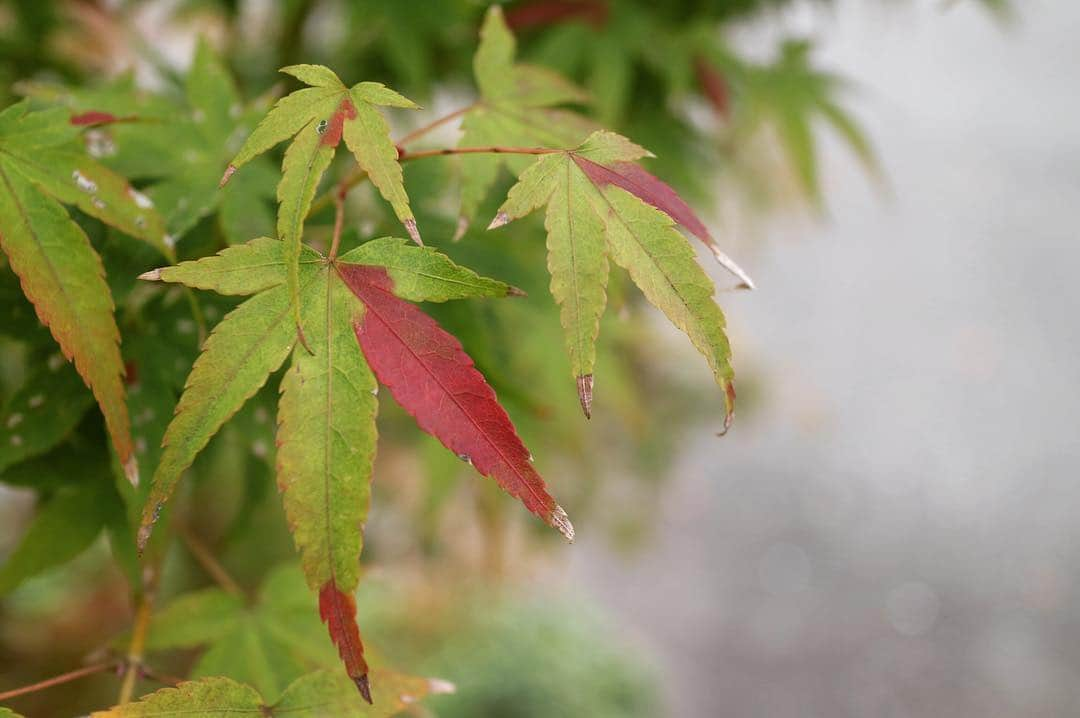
(395, 105, 474, 148)
(0, 661, 119, 703)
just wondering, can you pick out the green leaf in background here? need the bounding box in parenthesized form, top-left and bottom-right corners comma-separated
(0, 363, 93, 474)
(0, 440, 128, 595)
(92, 668, 449, 718)
(17, 43, 278, 246)
(454, 6, 596, 238)
(0, 101, 170, 484)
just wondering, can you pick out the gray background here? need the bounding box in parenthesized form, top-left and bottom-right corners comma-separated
(568, 1, 1080, 716)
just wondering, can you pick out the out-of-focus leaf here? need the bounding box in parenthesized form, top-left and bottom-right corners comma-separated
(455, 6, 595, 236)
(0, 362, 93, 474)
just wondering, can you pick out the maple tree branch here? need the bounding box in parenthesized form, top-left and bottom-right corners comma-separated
(180, 526, 244, 599)
(0, 661, 119, 703)
(395, 105, 475, 148)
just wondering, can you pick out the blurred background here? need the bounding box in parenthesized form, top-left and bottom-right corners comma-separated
(2, 0, 1078, 716)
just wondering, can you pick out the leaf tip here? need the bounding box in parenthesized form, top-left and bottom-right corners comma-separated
(486, 212, 509, 230)
(138, 268, 163, 282)
(404, 218, 423, 246)
(506, 285, 527, 298)
(576, 374, 594, 419)
(354, 674, 373, 704)
(550, 504, 575, 543)
(218, 164, 237, 188)
(709, 246, 755, 290)
(123, 455, 140, 487)
(718, 381, 736, 436)
(452, 216, 469, 242)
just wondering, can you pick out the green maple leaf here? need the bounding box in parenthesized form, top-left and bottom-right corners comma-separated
(489, 130, 736, 426)
(454, 6, 597, 238)
(219, 63, 420, 343)
(0, 435, 133, 594)
(140, 564, 348, 700)
(0, 100, 170, 484)
(135, 236, 545, 698)
(91, 668, 449, 717)
(19, 40, 278, 245)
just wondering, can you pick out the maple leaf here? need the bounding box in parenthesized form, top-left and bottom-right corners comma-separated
(219, 64, 420, 343)
(454, 5, 596, 238)
(91, 668, 451, 717)
(139, 564, 379, 701)
(0, 100, 170, 485)
(19, 41, 279, 246)
(489, 130, 740, 425)
(137, 237, 567, 699)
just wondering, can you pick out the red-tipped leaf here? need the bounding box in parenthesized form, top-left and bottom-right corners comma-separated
(338, 264, 573, 541)
(573, 155, 755, 289)
(318, 582, 371, 703)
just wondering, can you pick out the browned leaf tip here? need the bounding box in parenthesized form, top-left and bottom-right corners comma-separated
(576, 374, 594, 419)
(717, 381, 736, 436)
(507, 285, 527, 298)
(708, 245, 756, 290)
(549, 504, 575, 543)
(487, 212, 509, 230)
(137, 268, 163, 281)
(296, 323, 315, 356)
(123, 455, 140, 487)
(218, 164, 237, 188)
(354, 673, 372, 704)
(403, 218, 423, 246)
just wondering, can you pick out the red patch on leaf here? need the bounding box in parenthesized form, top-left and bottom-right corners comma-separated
(505, 0, 608, 30)
(573, 156, 711, 243)
(70, 111, 119, 126)
(321, 98, 358, 148)
(339, 264, 572, 540)
(319, 582, 371, 703)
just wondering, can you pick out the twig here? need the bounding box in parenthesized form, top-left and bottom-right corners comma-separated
(117, 592, 153, 705)
(395, 105, 475, 148)
(179, 527, 244, 598)
(400, 146, 559, 162)
(0, 661, 119, 703)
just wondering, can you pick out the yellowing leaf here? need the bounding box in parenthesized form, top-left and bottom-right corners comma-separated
(491, 130, 738, 425)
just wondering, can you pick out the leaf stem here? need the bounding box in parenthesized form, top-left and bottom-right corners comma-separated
(0, 661, 119, 703)
(395, 105, 475, 148)
(306, 145, 557, 219)
(180, 526, 245, 599)
(328, 178, 349, 260)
